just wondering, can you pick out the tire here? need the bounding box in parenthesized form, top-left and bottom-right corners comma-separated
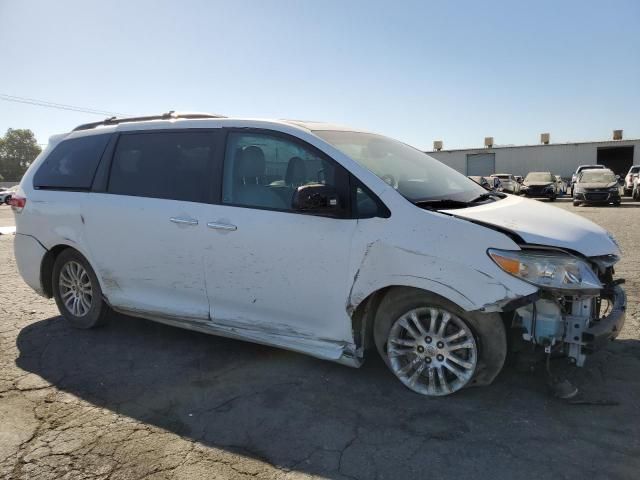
(573, 200, 581, 206)
(4, 196, 11, 205)
(549, 195, 556, 202)
(52, 249, 110, 329)
(613, 201, 621, 207)
(373, 288, 506, 396)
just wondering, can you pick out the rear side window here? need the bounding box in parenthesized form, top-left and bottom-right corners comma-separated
(33, 134, 111, 189)
(108, 131, 216, 203)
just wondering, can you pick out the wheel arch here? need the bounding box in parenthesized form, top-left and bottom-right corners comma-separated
(352, 285, 507, 387)
(40, 244, 104, 299)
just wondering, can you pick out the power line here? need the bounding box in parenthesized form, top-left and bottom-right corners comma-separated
(0, 93, 128, 117)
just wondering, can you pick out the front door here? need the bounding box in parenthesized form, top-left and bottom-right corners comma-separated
(203, 131, 358, 354)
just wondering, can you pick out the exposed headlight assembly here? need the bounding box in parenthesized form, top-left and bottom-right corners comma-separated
(488, 249, 602, 292)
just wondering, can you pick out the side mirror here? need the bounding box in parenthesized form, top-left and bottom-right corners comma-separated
(292, 184, 340, 214)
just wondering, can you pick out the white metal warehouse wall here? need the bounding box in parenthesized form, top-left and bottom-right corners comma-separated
(427, 139, 640, 177)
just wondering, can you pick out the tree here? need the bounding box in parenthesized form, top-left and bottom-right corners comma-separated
(0, 129, 41, 182)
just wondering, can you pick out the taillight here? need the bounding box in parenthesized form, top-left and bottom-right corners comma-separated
(9, 195, 26, 212)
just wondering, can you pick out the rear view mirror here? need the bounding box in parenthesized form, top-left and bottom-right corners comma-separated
(292, 184, 340, 214)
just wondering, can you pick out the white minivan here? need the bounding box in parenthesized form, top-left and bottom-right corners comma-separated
(11, 112, 626, 396)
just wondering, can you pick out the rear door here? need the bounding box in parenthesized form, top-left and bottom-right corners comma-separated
(84, 129, 222, 322)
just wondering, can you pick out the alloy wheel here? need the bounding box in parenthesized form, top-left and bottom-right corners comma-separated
(59, 261, 93, 317)
(387, 307, 477, 396)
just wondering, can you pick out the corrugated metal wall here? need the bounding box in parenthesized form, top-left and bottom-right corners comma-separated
(428, 140, 640, 177)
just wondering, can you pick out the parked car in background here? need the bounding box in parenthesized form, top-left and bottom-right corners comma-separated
(570, 164, 605, 195)
(490, 174, 520, 194)
(623, 165, 640, 196)
(520, 172, 558, 201)
(554, 175, 567, 195)
(468, 176, 493, 191)
(573, 168, 621, 207)
(0, 186, 16, 205)
(632, 175, 640, 201)
(11, 112, 626, 397)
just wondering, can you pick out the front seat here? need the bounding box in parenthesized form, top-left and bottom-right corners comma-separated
(285, 156, 307, 187)
(232, 146, 287, 210)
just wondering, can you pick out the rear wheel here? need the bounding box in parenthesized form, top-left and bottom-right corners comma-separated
(52, 249, 110, 329)
(374, 289, 506, 396)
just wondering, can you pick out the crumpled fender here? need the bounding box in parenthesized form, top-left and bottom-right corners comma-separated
(347, 241, 537, 315)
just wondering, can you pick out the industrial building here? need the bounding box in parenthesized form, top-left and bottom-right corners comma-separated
(427, 131, 639, 179)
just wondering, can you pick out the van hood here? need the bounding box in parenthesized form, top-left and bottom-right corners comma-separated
(576, 182, 617, 189)
(441, 195, 620, 257)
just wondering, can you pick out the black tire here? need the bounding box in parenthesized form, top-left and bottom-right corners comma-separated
(52, 249, 110, 329)
(373, 288, 506, 396)
(613, 201, 621, 207)
(549, 195, 556, 202)
(4, 195, 11, 205)
(573, 200, 581, 207)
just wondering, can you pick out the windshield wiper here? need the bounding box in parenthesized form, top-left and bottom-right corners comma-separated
(415, 192, 505, 210)
(413, 199, 474, 210)
(469, 191, 506, 202)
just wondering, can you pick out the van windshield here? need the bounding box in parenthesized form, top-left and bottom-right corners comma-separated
(313, 130, 487, 203)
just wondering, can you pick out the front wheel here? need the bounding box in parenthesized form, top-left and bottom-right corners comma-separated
(52, 249, 110, 329)
(374, 289, 506, 396)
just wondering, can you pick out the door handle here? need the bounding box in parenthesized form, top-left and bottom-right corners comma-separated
(207, 221, 237, 231)
(170, 217, 198, 226)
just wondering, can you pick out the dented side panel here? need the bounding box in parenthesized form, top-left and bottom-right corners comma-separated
(347, 190, 539, 315)
(83, 193, 212, 321)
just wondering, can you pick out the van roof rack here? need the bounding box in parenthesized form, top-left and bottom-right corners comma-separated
(72, 111, 226, 131)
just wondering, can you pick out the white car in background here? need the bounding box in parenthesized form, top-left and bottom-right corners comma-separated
(490, 174, 520, 194)
(0, 186, 17, 205)
(623, 165, 640, 196)
(11, 112, 626, 397)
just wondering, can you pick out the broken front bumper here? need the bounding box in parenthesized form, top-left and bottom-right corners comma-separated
(581, 285, 626, 352)
(514, 284, 626, 366)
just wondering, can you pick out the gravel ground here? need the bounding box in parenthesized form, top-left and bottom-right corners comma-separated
(0, 198, 639, 480)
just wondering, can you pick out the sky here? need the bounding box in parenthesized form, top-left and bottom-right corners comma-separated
(0, 0, 639, 150)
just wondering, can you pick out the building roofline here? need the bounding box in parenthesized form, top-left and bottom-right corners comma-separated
(426, 138, 640, 154)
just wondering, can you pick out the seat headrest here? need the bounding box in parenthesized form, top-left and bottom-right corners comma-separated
(285, 156, 307, 186)
(234, 146, 266, 183)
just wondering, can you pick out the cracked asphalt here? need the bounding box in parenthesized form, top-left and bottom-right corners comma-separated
(1, 199, 639, 480)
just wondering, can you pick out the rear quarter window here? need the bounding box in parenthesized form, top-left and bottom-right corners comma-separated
(33, 134, 111, 190)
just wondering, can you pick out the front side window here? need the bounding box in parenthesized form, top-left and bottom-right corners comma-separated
(222, 132, 346, 212)
(108, 131, 216, 203)
(34, 134, 111, 189)
(313, 130, 486, 204)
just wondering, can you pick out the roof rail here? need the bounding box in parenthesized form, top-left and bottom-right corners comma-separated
(72, 111, 226, 131)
